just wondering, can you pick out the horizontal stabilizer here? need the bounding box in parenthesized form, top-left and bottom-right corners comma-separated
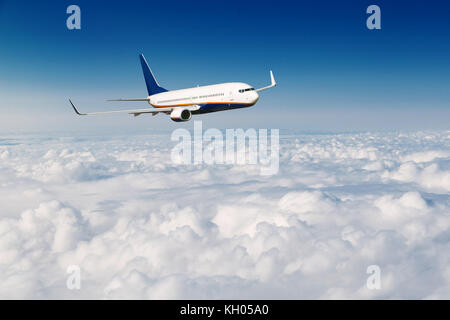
(107, 98, 150, 102)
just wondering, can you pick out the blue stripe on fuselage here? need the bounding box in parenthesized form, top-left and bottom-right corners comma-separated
(192, 103, 252, 114)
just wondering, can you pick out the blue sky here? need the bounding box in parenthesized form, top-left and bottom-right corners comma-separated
(0, 0, 449, 132)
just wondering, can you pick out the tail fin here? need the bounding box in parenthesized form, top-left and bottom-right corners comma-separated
(139, 54, 167, 96)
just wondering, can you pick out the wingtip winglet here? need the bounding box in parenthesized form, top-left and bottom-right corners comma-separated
(270, 70, 276, 86)
(255, 70, 277, 92)
(69, 99, 85, 115)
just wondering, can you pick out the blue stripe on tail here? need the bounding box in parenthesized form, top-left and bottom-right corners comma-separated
(139, 54, 167, 96)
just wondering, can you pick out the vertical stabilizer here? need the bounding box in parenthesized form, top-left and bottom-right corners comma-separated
(139, 54, 167, 96)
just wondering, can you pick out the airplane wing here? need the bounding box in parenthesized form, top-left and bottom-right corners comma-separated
(69, 99, 199, 117)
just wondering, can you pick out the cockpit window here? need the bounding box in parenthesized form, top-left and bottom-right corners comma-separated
(239, 88, 255, 93)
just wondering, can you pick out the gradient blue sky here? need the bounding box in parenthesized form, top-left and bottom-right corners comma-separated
(0, 0, 449, 133)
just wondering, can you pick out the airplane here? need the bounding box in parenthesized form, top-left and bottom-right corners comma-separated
(69, 54, 276, 122)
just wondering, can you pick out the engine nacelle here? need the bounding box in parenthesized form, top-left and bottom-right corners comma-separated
(170, 108, 192, 122)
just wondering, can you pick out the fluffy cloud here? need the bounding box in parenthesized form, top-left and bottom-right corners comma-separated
(0, 130, 449, 299)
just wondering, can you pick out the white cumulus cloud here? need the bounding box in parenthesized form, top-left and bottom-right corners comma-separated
(0, 130, 449, 299)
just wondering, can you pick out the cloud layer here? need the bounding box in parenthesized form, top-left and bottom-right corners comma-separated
(0, 130, 449, 299)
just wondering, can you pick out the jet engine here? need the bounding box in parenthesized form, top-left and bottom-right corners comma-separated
(170, 108, 192, 122)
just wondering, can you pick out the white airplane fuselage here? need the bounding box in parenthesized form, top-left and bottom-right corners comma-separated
(149, 82, 259, 114)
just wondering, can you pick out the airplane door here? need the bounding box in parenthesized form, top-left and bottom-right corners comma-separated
(229, 90, 234, 102)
